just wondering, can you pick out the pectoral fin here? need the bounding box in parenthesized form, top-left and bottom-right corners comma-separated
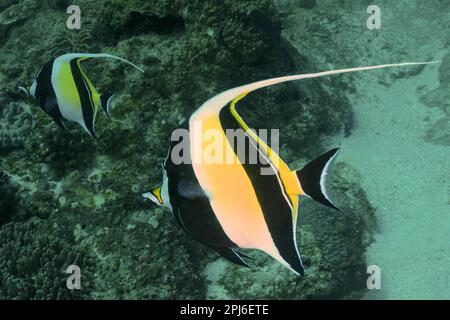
(178, 180, 208, 200)
(44, 97, 58, 113)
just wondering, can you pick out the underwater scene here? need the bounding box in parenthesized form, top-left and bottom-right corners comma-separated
(0, 0, 449, 301)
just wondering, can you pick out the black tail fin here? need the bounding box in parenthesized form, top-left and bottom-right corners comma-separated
(100, 93, 115, 117)
(295, 148, 340, 211)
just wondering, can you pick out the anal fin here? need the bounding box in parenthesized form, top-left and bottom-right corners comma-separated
(52, 116, 68, 132)
(47, 102, 69, 133)
(213, 247, 251, 268)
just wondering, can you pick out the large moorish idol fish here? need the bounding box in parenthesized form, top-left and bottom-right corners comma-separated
(144, 61, 439, 276)
(25, 53, 144, 137)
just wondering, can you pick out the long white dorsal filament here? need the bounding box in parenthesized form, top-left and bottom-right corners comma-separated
(239, 61, 441, 94)
(193, 60, 441, 117)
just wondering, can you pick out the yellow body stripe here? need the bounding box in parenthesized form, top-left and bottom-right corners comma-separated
(54, 62, 81, 111)
(190, 112, 283, 261)
(53, 57, 99, 122)
(229, 92, 304, 221)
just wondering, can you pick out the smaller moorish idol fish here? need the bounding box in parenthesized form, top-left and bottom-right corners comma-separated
(144, 60, 440, 276)
(24, 53, 144, 137)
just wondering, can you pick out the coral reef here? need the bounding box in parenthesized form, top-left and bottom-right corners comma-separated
(0, 218, 95, 299)
(0, 0, 376, 299)
(0, 94, 36, 150)
(0, 0, 39, 44)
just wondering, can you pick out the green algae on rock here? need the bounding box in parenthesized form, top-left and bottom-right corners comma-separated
(0, 218, 96, 299)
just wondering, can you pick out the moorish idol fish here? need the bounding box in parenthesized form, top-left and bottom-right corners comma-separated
(25, 53, 144, 137)
(144, 61, 439, 276)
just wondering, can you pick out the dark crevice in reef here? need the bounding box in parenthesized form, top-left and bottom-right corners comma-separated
(248, 9, 282, 39)
(0, 172, 17, 226)
(97, 12, 185, 45)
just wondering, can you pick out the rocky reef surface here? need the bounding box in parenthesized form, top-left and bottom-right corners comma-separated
(420, 53, 450, 146)
(0, 0, 375, 299)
